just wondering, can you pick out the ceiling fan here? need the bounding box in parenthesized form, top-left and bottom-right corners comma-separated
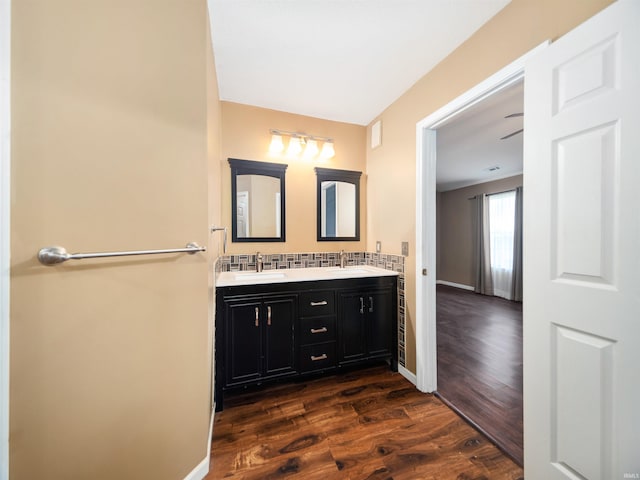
(500, 112, 524, 140)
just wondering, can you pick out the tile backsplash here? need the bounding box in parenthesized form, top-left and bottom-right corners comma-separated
(215, 251, 406, 369)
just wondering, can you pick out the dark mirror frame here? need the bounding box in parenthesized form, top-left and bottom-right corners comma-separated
(315, 167, 361, 242)
(229, 158, 287, 243)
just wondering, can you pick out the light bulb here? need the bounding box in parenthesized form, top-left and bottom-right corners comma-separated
(303, 139, 319, 160)
(269, 134, 284, 154)
(320, 141, 335, 159)
(287, 136, 303, 157)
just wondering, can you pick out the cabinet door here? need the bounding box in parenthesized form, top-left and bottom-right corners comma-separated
(338, 291, 367, 363)
(263, 297, 296, 377)
(366, 288, 394, 357)
(225, 300, 262, 385)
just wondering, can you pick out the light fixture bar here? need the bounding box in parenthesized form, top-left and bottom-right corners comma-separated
(269, 129, 334, 144)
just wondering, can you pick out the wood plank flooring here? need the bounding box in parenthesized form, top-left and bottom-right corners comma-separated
(207, 365, 523, 479)
(436, 285, 523, 466)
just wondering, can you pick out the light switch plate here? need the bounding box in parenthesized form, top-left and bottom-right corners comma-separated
(376, 241, 381, 253)
(401, 242, 409, 256)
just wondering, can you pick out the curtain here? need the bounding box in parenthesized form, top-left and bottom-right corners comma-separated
(473, 194, 493, 295)
(511, 187, 523, 302)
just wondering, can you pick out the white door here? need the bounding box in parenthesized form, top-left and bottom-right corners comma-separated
(523, 1, 639, 479)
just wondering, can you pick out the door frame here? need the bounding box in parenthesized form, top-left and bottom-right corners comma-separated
(0, 0, 11, 477)
(414, 41, 548, 393)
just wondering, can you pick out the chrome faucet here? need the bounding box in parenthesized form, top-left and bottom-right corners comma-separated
(339, 250, 347, 268)
(256, 252, 263, 272)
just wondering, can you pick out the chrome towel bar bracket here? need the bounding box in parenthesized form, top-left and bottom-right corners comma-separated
(210, 226, 227, 254)
(38, 242, 206, 266)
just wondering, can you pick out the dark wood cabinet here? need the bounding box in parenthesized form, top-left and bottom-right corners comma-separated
(298, 289, 337, 374)
(223, 295, 296, 387)
(338, 286, 395, 366)
(215, 275, 397, 411)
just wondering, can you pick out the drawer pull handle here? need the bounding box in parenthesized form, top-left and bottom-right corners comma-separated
(254, 307, 259, 327)
(311, 354, 328, 361)
(369, 296, 374, 313)
(360, 297, 364, 314)
(310, 300, 328, 306)
(310, 327, 328, 334)
(267, 305, 272, 326)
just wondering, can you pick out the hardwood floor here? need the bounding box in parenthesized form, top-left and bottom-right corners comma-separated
(436, 285, 523, 466)
(207, 364, 523, 479)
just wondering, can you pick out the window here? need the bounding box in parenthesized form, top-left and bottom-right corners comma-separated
(489, 190, 516, 299)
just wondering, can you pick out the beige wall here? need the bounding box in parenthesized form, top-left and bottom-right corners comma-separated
(366, 0, 613, 373)
(11, 2, 214, 479)
(221, 102, 366, 254)
(437, 175, 523, 287)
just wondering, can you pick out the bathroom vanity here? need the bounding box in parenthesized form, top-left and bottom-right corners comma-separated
(214, 266, 398, 411)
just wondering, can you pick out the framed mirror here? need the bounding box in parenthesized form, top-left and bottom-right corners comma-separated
(315, 167, 361, 241)
(229, 158, 287, 242)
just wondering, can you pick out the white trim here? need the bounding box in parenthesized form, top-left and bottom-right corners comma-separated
(415, 41, 549, 395)
(435, 280, 475, 291)
(183, 457, 209, 480)
(398, 365, 417, 386)
(0, 0, 11, 478)
(182, 408, 215, 480)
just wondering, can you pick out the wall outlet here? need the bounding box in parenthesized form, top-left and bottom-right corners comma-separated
(376, 241, 381, 253)
(401, 241, 409, 256)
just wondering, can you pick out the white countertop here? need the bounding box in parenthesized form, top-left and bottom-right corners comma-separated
(216, 265, 399, 287)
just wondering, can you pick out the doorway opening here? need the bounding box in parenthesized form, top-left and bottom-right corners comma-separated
(414, 41, 549, 467)
(433, 79, 524, 464)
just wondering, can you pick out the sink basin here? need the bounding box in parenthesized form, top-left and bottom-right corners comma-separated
(235, 272, 286, 281)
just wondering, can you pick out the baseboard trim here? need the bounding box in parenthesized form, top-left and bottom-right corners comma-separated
(184, 457, 209, 480)
(399, 365, 417, 385)
(436, 280, 475, 291)
(183, 406, 215, 480)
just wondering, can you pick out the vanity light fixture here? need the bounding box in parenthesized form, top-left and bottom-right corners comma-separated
(269, 129, 335, 161)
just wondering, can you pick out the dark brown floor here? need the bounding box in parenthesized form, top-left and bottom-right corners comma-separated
(436, 284, 523, 466)
(207, 364, 524, 479)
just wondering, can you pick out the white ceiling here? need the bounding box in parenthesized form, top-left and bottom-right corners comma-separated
(436, 79, 524, 192)
(208, 0, 511, 126)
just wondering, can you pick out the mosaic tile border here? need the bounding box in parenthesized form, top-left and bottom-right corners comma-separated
(215, 251, 406, 368)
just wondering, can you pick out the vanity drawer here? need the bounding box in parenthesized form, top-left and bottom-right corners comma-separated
(299, 291, 335, 316)
(299, 342, 336, 373)
(299, 315, 336, 345)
